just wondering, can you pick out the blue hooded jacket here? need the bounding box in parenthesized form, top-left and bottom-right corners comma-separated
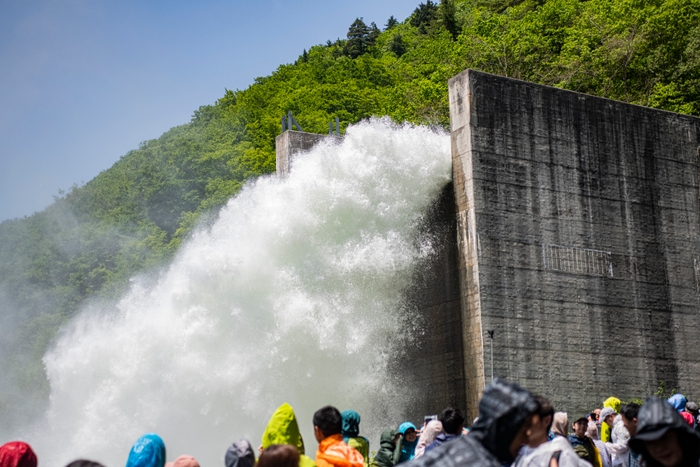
(668, 394, 687, 412)
(125, 434, 166, 467)
(398, 422, 417, 464)
(341, 410, 362, 442)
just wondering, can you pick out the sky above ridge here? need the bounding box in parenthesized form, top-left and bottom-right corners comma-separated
(0, 0, 417, 222)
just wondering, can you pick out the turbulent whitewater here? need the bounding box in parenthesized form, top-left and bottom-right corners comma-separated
(30, 119, 451, 466)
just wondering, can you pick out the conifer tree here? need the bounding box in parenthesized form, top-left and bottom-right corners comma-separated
(369, 22, 381, 44)
(410, 1, 438, 34)
(440, 0, 460, 40)
(389, 33, 407, 57)
(345, 18, 372, 58)
(385, 15, 399, 30)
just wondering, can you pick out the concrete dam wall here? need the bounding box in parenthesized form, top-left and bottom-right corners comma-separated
(276, 69, 700, 421)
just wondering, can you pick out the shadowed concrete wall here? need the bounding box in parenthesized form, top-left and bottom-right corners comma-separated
(449, 70, 700, 419)
(401, 183, 466, 420)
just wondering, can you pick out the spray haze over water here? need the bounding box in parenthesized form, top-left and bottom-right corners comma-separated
(26, 119, 451, 466)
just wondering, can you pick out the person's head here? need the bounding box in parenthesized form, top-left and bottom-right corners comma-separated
(439, 407, 465, 435)
(526, 396, 554, 447)
(313, 406, 342, 442)
(551, 412, 568, 437)
(126, 434, 166, 467)
(0, 442, 38, 467)
(169, 456, 199, 467)
(645, 430, 684, 467)
(378, 429, 399, 447)
(630, 397, 700, 467)
(65, 461, 105, 467)
(258, 445, 300, 467)
(686, 402, 699, 417)
(398, 422, 417, 443)
(572, 417, 588, 438)
(600, 407, 617, 427)
(592, 408, 601, 420)
(621, 403, 640, 437)
(468, 378, 539, 463)
(667, 394, 687, 413)
(341, 410, 361, 439)
(262, 403, 305, 454)
(225, 440, 256, 467)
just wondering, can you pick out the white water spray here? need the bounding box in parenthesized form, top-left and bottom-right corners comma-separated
(31, 119, 451, 466)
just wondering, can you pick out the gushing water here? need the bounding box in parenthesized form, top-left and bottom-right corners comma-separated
(31, 119, 451, 466)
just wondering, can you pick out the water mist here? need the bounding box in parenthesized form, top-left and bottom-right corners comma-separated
(29, 119, 452, 466)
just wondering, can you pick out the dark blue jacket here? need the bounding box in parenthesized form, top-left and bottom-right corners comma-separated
(425, 434, 460, 454)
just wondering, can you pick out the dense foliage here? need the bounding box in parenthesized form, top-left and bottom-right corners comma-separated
(1, 0, 699, 425)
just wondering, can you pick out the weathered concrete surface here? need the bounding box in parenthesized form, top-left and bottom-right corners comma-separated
(449, 70, 700, 419)
(275, 131, 333, 177)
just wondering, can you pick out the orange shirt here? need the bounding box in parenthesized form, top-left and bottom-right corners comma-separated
(316, 434, 364, 467)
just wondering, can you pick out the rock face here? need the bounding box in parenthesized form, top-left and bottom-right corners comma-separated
(449, 70, 700, 420)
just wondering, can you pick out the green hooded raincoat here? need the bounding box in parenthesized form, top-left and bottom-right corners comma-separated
(262, 403, 317, 467)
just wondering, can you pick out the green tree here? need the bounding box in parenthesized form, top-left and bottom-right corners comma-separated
(440, 0, 460, 40)
(346, 18, 373, 58)
(369, 22, 381, 44)
(411, 1, 439, 34)
(389, 33, 407, 57)
(385, 15, 399, 30)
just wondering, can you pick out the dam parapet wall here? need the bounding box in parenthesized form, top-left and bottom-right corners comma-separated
(449, 70, 700, 419)
(276, 130, 336, 177)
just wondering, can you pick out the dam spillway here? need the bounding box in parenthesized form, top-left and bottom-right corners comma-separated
(278, 70, 700, 421)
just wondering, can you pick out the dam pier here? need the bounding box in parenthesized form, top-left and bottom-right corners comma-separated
(277, 70, 700, 420)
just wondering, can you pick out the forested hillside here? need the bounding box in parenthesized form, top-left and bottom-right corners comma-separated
(1, 0, 699, 426)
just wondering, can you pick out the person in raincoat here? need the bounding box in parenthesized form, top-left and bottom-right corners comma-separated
(262, 403, 317, 467)
(406, 378, 539, 467)
(341, 410, 370, 467)
(125, 434, 166, 467)
(397, 422, 417, 463)
(668, 394, 687, 413)
(629, 397, 700, 467)
(601, 398, 621, 443)
(225, 440, 256, 467)
(370, 430, 401, 467)
(414, 420, 443, 459)
(425, 408, 464, 454)
(0, 442, 37, 467)
(551, 412, 569, 438)
(514, 397, 588, 467)
(312, 406, 364, 467)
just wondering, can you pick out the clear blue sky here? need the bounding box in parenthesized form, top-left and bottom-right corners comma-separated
(0, 0, 417, 222)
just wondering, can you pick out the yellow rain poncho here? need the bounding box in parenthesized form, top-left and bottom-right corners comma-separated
(262, 403, 317, 467)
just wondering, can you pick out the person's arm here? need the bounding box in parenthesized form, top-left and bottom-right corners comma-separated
(392, 437, 403, 465)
